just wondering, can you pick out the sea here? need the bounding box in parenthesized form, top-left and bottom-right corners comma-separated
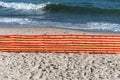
(0, 0, 120, 32)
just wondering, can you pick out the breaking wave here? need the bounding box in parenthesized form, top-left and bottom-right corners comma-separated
(0, 1, 49, 10)
(43, 4, 120, 16)
(0, 1, 120, 16)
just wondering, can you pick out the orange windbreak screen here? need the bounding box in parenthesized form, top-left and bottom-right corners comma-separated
(0, 34, 120, 54)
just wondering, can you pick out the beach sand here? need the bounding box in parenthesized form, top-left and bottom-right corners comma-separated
(0, 27, 120, 80)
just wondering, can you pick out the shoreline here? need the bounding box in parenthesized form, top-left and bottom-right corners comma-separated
(0, 26, 120, 35)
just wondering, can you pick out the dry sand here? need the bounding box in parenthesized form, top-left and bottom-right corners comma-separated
(0, 27, 120, 80)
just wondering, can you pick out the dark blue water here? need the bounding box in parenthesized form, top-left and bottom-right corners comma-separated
(0, 0, 120, 32)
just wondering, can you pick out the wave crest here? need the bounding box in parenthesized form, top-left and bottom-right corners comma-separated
(0, 1, 120, 16)
(43, 4, 120, 16)
(0, 1, 49, 10)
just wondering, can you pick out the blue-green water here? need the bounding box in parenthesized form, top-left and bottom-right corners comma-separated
(0, 0, 120, 32)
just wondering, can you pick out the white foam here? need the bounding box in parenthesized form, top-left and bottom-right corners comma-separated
(42, 21, 120, 32)
(0, 17, 38, 25)
(0, 1, 49, 10)
(0, 17, 120, 32)
(36, 21, 120, 32)
(85, 22, 120, 32)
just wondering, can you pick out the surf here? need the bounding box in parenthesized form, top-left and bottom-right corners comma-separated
(0, 1, 49, 10)
(43, 4, 120, 16)
(0, 1, 120, 16)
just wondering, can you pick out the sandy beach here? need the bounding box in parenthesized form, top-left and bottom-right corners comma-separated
(0, 27, 120, 80)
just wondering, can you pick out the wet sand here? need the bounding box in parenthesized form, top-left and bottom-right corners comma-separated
(0, 27, 120, 35)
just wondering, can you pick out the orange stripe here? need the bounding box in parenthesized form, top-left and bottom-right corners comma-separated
(0, 34, 120, 54)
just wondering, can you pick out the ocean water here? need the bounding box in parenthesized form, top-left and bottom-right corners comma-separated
(0, 0, 120, 32)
